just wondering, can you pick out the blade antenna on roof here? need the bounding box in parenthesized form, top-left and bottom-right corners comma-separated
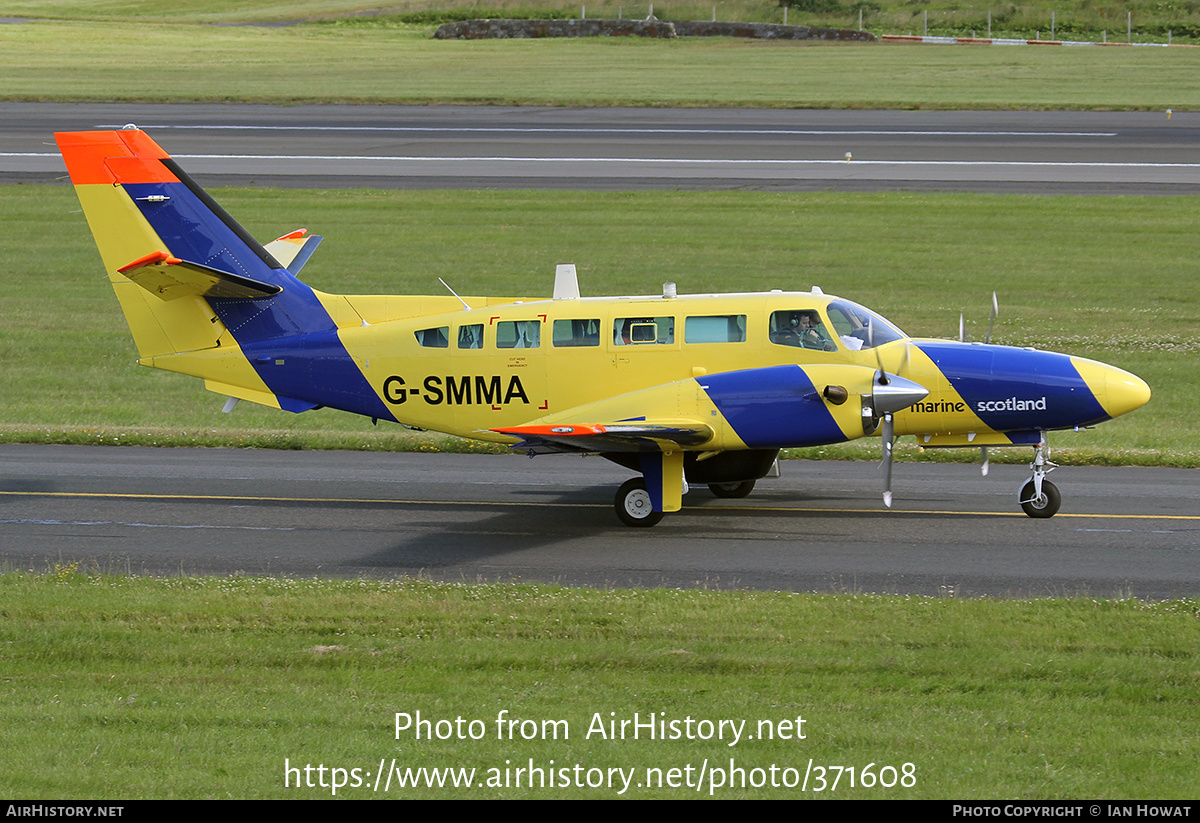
(438, 277, 471, 311)
(985, 292, 999, 344)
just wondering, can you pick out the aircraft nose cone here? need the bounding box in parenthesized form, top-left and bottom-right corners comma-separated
(1103, 365, 1152, 419)
(872, 373, 929, 415)
(1071, 357, 1151, 421)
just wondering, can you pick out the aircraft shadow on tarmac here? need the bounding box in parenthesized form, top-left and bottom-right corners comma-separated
(345, 479, 969, 575)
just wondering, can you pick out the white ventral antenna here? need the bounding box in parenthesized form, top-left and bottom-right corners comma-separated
(554, 264, 580, 300)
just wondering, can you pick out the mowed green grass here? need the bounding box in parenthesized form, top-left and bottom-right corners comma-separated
(0, 184, 1192, 463)
(4, 18, 1200, 109)
(3, 572, 1198, 799)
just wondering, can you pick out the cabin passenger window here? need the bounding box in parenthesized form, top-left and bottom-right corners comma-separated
(457, 324, 483, 349)
(614, 316, 674, 345)
(769, 311, 836, 351)
(496, 320, 541, 349)
(685, 315, 747, 344)
(552, 318, 600, 347)
(415, 326, 449, 348)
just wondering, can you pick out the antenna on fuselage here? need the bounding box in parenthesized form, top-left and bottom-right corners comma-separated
(438, 277, 471, 311)
(554, 264, 580, 300)
(985, 291, 998, 344)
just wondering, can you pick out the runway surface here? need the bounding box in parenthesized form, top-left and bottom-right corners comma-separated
(4, 102, 1200, 193)
(2, 445, 1196, 599)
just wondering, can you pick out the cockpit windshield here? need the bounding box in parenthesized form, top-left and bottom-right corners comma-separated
(825, 299, 906, 351)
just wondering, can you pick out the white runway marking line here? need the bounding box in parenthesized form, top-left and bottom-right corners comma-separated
(95, 124, 1120, 138)
(3, 490, 1199, 521)
(22, 151, 1186, 170)
(27, 152, 1183, 171)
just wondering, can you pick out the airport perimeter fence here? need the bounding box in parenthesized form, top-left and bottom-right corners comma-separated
(563, 4, 1200, 46)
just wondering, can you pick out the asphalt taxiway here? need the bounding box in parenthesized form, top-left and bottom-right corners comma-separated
(5, 102, 1200, 193)
(2, 445, 1196, 598)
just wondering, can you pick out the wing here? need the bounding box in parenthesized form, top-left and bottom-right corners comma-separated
(491, 420, 715, 455)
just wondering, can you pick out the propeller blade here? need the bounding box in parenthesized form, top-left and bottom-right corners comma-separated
(873, 346, 889, 385)
(882, 412, 895, 507)
(985, 291, 998, 344)
(980, 446, 990, 477)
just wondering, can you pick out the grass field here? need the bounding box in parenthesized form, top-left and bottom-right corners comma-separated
(4, 17, 1200, 109)
(3, 572, 1197, 799)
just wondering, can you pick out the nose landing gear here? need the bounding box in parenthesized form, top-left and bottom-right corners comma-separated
(1018, 434, 1060, 518)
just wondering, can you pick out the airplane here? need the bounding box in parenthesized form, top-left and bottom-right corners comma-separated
(55, 128, 1151, 527)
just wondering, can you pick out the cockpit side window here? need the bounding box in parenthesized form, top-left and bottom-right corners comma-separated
(769, 310, 837, 351)
(825, 300, 905, 351)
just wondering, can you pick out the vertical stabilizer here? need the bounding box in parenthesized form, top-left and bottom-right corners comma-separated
(56, 129, 337, 350)
(57, 129, 392, 420)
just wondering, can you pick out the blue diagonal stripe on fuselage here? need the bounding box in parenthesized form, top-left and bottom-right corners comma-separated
(917, 341, 1109, 431)
(241, 333, 396, 421)
(699, 365, 847, 449)
(125, 182, 393, 421)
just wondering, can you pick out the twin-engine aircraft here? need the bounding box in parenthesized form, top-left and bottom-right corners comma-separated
(56, 128, 1151, 526)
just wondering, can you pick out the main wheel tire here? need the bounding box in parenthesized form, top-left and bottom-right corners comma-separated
(1020, 479, 1061, 518)
(708, 480, 756, 499)
(615, 478, 663, 527)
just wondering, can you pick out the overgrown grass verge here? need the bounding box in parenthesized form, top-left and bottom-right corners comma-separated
(2, 571, 1197, 798)
(0, 424, 508, 454)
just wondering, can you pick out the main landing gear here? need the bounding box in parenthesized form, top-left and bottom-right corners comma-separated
(614, 477, 761, 525)
(607, 449, 776, 527)
(1018, 434, 1061, 518)
(615, 478, 664, 527)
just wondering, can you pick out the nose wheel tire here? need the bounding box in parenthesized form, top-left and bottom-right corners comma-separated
(1020, 479, 1061, 518)
(708, 480, 756, 499)
(615, 478, 664, 527)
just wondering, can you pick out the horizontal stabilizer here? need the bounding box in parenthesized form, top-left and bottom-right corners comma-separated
(264, 229, 324, 275)
(492, 420, 714, 454)
(118, 251, 283, 301)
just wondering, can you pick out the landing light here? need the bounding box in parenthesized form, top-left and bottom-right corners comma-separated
(823, 385, 849, 405)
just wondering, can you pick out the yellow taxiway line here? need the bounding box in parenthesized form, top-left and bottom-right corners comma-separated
(2, 490, 1197, 521)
